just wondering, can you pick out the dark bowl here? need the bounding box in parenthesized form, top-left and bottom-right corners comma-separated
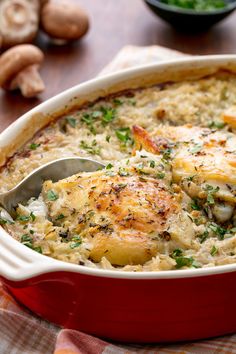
(144, 0, 236, 31)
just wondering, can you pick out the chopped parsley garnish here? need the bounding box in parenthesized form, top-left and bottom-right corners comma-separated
(66, 117, 77, 128)
(47, 190, 59, 201)
(161, 148, 172, 162)
(106, 163, 113, 169)
(210, 245, 218, 256)
(190, 143, 202, 154)
(171, 248, 200, 268)
(0, 216, 14, 225)
(190, 198, 201, 210)
(186, 175, 196, 181)
(20, 234, 42, 253)
(80, 140, 101, 155)
(156, 172, 165, 179)
(21, 234, 32, 243)
(29, 143, 40, 150)
(113, 98, 123, 106)
(175, 256, 200, 269)
(21, 234, 33, 248)
(100, 107, 116, 126)
(209, 222, 227, 240)
(81, 113, 97, 134)
(172, 248, 183, 257)
(149, 160, 155, 168)
(70, 235, 82, 249)
(106, 135, 111, 142)
(199, 230, 209, 243)
(30, 212, 36, 222)
(203, 184, 219, 205)
(175, 256, 195, 269)
(56, 214, 65, 220)
(33, 246, 42, 253)
(16, 212, 35, 223)
(17, 212, 35, 222)
(115, 127, 132, 144)
(0, 217, 7, 225)
(208, 121, 225, 129)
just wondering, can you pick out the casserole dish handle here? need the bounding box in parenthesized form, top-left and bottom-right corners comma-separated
(0, 227, 57, 282)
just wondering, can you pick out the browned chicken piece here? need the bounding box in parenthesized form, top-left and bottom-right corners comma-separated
(132, 125, 170, 155)
(132, 124, 236, 222)
(42, 154, 186, 266)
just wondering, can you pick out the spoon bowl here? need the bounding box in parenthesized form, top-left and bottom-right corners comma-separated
(0, 157, 105, 216)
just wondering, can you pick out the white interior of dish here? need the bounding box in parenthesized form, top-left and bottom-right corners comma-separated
(1, 55, 236, 281)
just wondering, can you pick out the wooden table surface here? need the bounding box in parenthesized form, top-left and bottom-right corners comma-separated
(1, 0, 236, 132)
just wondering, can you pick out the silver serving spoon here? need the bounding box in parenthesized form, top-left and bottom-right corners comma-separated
(0, 157, 105, 217)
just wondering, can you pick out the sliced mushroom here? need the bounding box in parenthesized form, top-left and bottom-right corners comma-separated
(0, 0, 40, 49)
(40, 0, 89, 43)
(0, 44, 45, 98)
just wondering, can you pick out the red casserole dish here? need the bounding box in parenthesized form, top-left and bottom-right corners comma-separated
(1, 55, 236, 343)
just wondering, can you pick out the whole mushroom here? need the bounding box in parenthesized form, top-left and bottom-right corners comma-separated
(0, 0, 40, 49)
(40, 0, 89, 43)
(0, 44, 45, 98)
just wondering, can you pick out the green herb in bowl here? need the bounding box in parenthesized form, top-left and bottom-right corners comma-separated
(161, 0, 227, 11)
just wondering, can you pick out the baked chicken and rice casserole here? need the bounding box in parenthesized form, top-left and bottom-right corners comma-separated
(1, 72, 236, 272)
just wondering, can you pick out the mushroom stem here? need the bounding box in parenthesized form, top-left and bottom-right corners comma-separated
(9, 64, 45, 97)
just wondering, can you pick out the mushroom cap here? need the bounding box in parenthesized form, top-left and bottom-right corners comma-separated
(41, 0, 89, 41)
(0, 44, 44, 87)
(0, 0, 40, 48)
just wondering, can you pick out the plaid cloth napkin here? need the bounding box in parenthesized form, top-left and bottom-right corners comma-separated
(1, 45, 236, 354)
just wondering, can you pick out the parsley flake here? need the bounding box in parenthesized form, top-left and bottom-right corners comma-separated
(203, 185, 219, 205)
(106, 163, 113, 169)
(29, 143, 40, 150)
(66, 117, 77, 128)
(80, 140, 101, 155)
(150, 160, 155, 168)
(70, 235, 82, 249)
(100, 107, 116, 126)
(210, 245, 218, 256)
(190, 143, 202, 154)
(56, 214, 65, 220)
(208, 121, 225, 129)
(115, 127, 132, 144)
(156, 172, 165, 179)
(47, 190, 59, 201)
(190, 198, 201, 210)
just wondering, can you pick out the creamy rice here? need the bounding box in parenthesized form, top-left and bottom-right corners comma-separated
(1, 72, 236, 271)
